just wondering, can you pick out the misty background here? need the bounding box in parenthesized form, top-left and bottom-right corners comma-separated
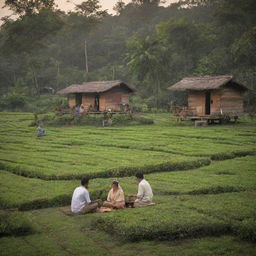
(0, 0, 255, 113)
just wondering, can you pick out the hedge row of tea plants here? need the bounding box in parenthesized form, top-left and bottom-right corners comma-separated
(94, 192, 256, 242)
(93, 197, 230, 241)
(0, 154, 210, 180)
(0, 170, 108, 210)
(1, 156, 255, 210)
(43, 113, 154, 127)
(0, 212, 36, 236)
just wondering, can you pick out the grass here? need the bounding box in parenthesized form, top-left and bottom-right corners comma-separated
(0, 147, 208, 179)
(93, 192, 256, 242)
(0, 112, 255, 255)
(93, 196, 229, 241)
(0, 112, 255, 180)
(90, 155, 256, 196)
(1, 156, 255, 210)
(0, 212, 35, 236)
(0, 170, 107, 209)
(1, 208, 255, 256)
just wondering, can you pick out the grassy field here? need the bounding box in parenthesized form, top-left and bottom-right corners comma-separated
(0, 112, 255, 255)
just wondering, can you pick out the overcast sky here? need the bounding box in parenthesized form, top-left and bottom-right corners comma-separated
(0, 0, 177, 20)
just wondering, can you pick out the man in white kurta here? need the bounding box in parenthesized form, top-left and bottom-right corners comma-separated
(71, 177, 99, 214)
(134, 172, 153, 207)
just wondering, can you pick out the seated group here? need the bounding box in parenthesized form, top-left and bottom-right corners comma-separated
(71, 172, 153, 215)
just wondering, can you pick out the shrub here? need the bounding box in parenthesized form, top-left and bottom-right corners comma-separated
(2, 93, 26, 110)
(52, 115, 75, 125)
(0, 212, 36, 236)
(92, 201, 229, 241)
(18, 189, 107, 211)
(188, 186, 244, 195)
(233, 219, 256, 242)
(0, 158, 210, 180)
(46, 113, 154, 126)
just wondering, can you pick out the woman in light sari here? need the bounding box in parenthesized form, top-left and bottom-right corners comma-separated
(103, 181, 125, 209)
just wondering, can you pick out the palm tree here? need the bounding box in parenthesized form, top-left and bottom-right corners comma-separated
(126, 36, 169, 107)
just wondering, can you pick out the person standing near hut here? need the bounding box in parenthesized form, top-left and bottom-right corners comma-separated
(74, 105, 80, 116)
(80, 104, 85, 115)
(134, 172, 153, 207)
(71, 177, 102, 215)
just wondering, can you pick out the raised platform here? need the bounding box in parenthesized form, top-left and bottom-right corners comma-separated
(189, 114, 239, 124)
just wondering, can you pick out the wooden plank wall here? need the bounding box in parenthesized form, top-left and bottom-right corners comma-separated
(188, 91, 205, 115)
(82, 94, 94, 111)
(211, 90, 221, 114)
(101, 87, 130, 111)
(72, 88, 131, 112)
(220, 88, 244, 114)
(68, 94, 76, 108)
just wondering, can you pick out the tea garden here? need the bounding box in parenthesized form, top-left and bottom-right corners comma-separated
(0, 112, 255, 256)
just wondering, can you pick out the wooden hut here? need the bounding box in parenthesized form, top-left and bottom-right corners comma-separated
(57, 80, 135, 112)
(167, 75, 248, 120)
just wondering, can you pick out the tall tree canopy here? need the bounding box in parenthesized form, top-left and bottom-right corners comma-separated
(0, 0, 255, 110)
(4, 0, 55, 16)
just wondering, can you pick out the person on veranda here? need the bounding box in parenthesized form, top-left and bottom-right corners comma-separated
(134, 172, 153, 207)
(103, 181, 125, 209)
(71, 177, 101, 215)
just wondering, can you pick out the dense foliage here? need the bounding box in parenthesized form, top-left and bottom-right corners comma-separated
(0, 0, 255, 111)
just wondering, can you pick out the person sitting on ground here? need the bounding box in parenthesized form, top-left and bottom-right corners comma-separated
(134, 172, 153, 207)
(103, 180, 125, 209)
(37, 123, 46, 137)
(71, 177, 102, 215)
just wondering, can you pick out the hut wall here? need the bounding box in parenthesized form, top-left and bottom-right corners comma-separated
(99, 96, 106, 112)
(188, 91, 205, 115)
(100, 87, 130, 111)
(210, 90, 221, 114)
(82, 94, 94, 111)
(68, 94, 76, 108)
(220, 88, 244, 114)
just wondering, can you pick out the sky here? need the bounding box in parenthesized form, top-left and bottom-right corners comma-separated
(0, 0, 177, 20)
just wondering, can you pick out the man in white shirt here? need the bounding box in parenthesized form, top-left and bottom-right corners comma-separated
(134, 172, 153, 207)
(71, 177, 101, 214)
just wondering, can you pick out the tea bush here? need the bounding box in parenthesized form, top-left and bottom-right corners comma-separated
(0, 212, 36, 236)
(93, 198, 229, 241)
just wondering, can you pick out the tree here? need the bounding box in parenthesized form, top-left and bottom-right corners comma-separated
(1, 9, 63, 54)
(157, 18, 216, 75)
(126, 36, 169, 107)
(75, 0, 107, 18)
(4, 0, 55, 16)
(131, 0, 165, 6)
(113, 1, 126, 15)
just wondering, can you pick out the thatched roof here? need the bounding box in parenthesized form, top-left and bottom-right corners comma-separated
(57, 80, 135, 95)
(168, 75, 248, 91)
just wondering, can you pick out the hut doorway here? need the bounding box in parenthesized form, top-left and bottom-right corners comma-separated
(205, 91, 211, 115)
(76, 94, 82, 106)
(94, 94, 100, 111)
